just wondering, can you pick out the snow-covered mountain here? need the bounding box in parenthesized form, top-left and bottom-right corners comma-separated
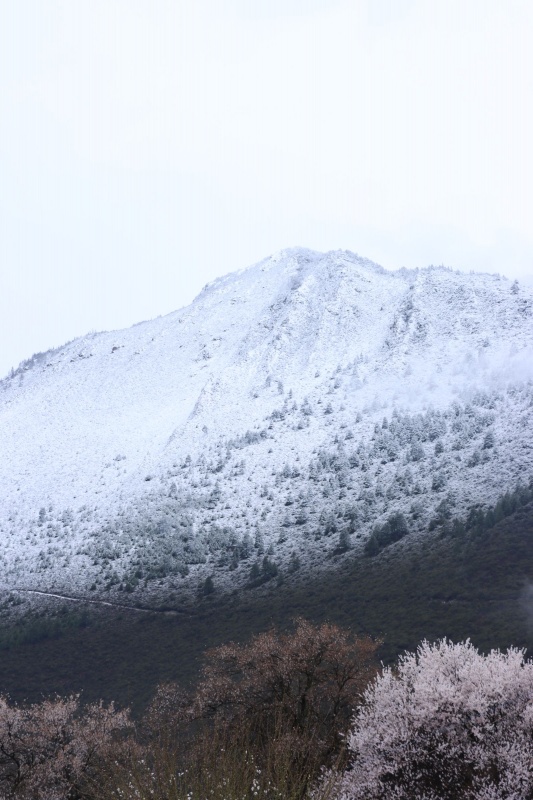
(1, 248, 532, 603)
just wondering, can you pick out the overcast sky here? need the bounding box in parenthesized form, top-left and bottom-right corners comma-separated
(1, 0, 532, 378)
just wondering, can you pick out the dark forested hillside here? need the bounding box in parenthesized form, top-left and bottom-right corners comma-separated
(1, 494, 533, 713)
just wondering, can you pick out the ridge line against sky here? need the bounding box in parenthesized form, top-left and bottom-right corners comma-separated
(1, 0, 532, 378)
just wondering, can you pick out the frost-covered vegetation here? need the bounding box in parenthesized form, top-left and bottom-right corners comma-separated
(2, 623, 533, 800)
(1, 384, 532, 604)
(0, 248, 532, 602)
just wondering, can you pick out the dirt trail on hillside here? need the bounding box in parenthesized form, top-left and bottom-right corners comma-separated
(14, 588, 189, 615)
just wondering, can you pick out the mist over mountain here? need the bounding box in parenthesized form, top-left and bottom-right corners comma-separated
(1, 248, 532, 605)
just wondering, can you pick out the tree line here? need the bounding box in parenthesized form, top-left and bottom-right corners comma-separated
(1, 619, 533, 799)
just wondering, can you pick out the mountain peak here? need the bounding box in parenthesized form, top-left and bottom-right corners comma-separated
(1, 250, 532, 605)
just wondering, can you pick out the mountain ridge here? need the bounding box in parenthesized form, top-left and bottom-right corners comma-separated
(1, 248, 532, 603)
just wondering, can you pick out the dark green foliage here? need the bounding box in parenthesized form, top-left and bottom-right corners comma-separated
(336, 529, 352, 553)
(449, 480, 533, 539)
(364, 535, 380, 557)
(201, 576, 215, 596)
(247, 556, 279, 587)
(431, 471, 446, 491)
(261, 556, 278, 580)
(364, 512, 408, 556)
(0, 607, 92, 651)
(289, 552, 301, 572)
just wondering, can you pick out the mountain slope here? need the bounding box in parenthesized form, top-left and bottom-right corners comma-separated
(2, 498, 533, 711)
(1, 248, 532, 602)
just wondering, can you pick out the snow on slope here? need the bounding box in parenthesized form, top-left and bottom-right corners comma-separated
(1, 248, 532, 601)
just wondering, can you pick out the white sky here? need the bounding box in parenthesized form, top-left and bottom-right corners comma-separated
(1, 0, 532, 378)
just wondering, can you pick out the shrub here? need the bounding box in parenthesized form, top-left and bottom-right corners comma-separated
(187, 619, 378, 797)
(0, 694, 130, 799)
(101, 620, 379, 800)
(200, 575, 215, 595)
(330, 639, 533, 800)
